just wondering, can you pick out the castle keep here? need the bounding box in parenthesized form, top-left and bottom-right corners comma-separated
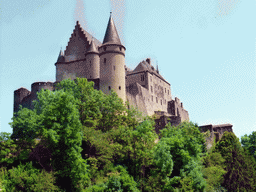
(14, 13, 189, 127)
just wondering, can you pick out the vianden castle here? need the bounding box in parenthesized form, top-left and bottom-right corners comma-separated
(13, 13, 233, 146)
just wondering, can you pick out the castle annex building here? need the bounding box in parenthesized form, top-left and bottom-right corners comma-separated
(14, 14, 189, 126)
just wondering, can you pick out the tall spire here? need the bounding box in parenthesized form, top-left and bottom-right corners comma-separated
(87, 38, 99, 54)
(57, 48, 65, 63)
(102, 12, 122, 45)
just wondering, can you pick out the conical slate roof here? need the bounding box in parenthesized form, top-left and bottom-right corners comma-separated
(57, 50, 65, 63)
(87, 38, 99, 54)
(102, 13, 122, 45)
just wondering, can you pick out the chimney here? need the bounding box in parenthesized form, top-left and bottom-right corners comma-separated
(146, 58, 151, 65)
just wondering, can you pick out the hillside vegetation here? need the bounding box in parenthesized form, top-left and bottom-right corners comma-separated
(0, 78, 255, 191)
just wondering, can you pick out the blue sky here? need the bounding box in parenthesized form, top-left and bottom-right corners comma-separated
(0, 0, 255, 140)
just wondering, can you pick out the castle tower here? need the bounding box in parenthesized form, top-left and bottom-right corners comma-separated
(85, 38, 100, 79)
(99, 13, 126, 102)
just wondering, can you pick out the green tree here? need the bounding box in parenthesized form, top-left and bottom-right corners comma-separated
(155, 121, 207, 191)
(2, 161, 60, 192)
(214, 131, 256, 192)
(241, 131, 256, 160)
(10, 87, 90, 191)
(202, 152, 227, 192)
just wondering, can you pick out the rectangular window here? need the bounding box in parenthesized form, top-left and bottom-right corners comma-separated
(168, 90, 169, 95)
(156, 97, 158, 103)
(141, 74, 145, 81)
(150, 76, 152, 82)
(165, 88, 166, 93)
(151, 95, 153, 101)
(151, 86, 153, 93)
(104, 58, 106, 64)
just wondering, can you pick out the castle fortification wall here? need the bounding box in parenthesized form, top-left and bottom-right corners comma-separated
(14, 88, 31, 113)
(167, 97, 189, 121)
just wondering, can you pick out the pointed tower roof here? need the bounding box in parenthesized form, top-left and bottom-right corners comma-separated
(87, 38, 99, 54)
(102, 12, 122, 45)
(57, 49, 65, 63)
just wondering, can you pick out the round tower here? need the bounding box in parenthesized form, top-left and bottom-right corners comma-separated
(99, 13, 126, 103)
(85, 38, 100, 79)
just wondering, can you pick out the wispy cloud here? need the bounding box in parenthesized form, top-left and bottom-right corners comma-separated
(218, 0, 238, 16)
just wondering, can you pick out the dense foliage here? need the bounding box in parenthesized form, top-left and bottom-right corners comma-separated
(0, 78, 254, 191)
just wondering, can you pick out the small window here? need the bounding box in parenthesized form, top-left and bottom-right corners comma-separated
(104, 47, 106, 51)
(151, 95, 153, 101)
(141, 75, 144, 81)
(119, 47, 122, 51)
(119, 86, 121, 90)
(109, 86, 111, 90)
(151, 86, 153, 93)
(168, 90, 169, 95)
(161, 100, 162, 105)
(165, 88, 166, 93)
(156, 97, 158, 103)
(104, 58, 106, 63)
(150, 76, 152, 82)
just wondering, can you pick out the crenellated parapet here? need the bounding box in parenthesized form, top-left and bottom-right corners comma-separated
(167, 97, 189, 121)
(14, 82, 54, 113)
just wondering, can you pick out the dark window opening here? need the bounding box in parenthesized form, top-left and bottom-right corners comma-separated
(151, 95, 153, 101)
(161, 100, 162, 105)
(119, 47, 122, 51)
(156, 97, 158, 103)
(104, 47, 106, 51)
(165, 88, 166, 93)
(119, 86, 121, 90)
(168, 90, 169, 95)
(151, 86, 153, 93)
(104, 58, 106, 64)
(141, 74, 145, 81)
(109, 86, 111, 90)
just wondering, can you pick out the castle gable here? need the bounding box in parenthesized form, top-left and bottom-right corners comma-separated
(64, 21, 101, 62)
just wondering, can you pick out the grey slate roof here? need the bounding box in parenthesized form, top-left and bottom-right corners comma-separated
(57, 50, 65, 63)
(128, 60, 168, 83)
(102, 14, 122, 45)
(87, 39, 99, 54)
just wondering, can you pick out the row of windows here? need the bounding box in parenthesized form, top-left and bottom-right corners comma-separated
(108, 86, 121, 90)
(103, 47, 123, 51)
(149, 95, 166, 105)
(150, 85, 170, 95)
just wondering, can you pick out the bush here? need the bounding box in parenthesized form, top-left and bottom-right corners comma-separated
(3, 161, 60, 191)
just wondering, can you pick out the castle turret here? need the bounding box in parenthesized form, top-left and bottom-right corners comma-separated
(99, 12, 126, 102)
(56, 49, 65, 63)
(85, 38, 100, 79)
